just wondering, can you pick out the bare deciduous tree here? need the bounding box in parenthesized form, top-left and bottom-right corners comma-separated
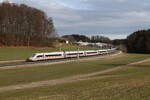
(0, 2, 56, 47)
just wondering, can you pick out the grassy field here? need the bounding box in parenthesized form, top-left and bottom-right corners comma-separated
(0, 55, 149, 100)
(0, 54, 149, 100)
(0, 53, 149, 87)
(0, 44, 98, 61)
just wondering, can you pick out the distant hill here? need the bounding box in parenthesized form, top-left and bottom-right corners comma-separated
(0, 2, 56, 47)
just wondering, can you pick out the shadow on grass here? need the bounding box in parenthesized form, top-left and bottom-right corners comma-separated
(100, 63, 150, 68)
(132, 64, 150, 68)
(99, 63, 128, 67)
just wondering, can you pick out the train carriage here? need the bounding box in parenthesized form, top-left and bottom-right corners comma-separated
(27, 52, 64, 61)
(65, 51, 85, 58)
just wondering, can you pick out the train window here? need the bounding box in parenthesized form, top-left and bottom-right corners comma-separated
(67, 53, 77, 55)
(100, 51, 107, 53)
(45, 54, 62, 57)
(67, 53, 83, 55)
(87, 52, 97, 54)
(37, 55, 43, 58)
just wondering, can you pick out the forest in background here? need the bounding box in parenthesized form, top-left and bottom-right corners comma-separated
(62, 34, 111, 43)
(113, 29, 150, 53)
(0, 2, 56, 47)
(127, 29, 150, 53)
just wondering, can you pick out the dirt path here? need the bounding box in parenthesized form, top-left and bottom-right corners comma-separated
(0, 58, 149, 92)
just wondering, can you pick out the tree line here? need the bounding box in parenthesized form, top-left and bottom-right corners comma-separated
(127, 29, 150, 53)
(0, 2, 56, 47)
(62, 34, 111, 43)
(90, 35, 111, 43)
(113, 29, 150, 53)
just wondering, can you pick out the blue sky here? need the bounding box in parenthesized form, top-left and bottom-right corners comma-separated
(2, 0, 150, 39)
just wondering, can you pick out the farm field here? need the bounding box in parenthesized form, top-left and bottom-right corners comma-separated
(0, 44, 98, 61)
(0, 53, 150, 100)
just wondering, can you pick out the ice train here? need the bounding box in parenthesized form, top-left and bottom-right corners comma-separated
(27, 48, 117, 62)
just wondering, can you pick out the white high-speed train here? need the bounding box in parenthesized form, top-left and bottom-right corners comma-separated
(26, 48, 117, 62)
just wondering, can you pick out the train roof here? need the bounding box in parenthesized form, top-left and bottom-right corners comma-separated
(34, 52, 64, 55)
(98, 49, 107, 51)
(84, 50, 98, 52)
(65, 51, 84, 53)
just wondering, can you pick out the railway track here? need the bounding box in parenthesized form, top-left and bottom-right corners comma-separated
(0, 51, 121, 68)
